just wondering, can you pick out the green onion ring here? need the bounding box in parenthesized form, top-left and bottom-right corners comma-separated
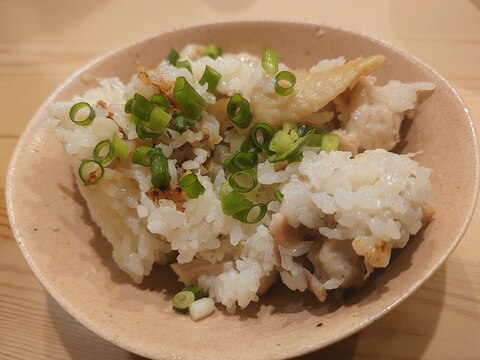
(132, 146, 152, 166)
(93, 140, 115, 165)
(179, 173, 205, 199)
(167, 48, 180, 65)
(69, 102, 96, 126)
(275, 71, 296, 96)
(173, 76, 206, 119)
(204, 44, 222, 59)
(136, 120, 161, 141)
(132, 93, 153, 122)
(274, 191, 284, 203)
(78, 160, 104, 185)
(227, 94, 253, 129)
(150, 149, 171, 189)
(262, 48, 280, 75)
(221, 190, 255, 216)
(112, 134, 129, 161)
(149, 106, 171, 131)
(151, 94, 170, 109)
(176, 59, 193, 74)
(182, 285, 204, 300)
(321, 133, 340, 152)
(199, 65, 222, 94)
(249, 123, 274, 153)
(124, 98, 134, 114)
(268, 129, 314, 163)
(228, 169, 258, 193)
(232, 151, 258, 170)
(240, 203, 268, 224)
(172, 291, 195, 314)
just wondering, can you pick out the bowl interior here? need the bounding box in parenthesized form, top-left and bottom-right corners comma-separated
(6, 21, 479, 360)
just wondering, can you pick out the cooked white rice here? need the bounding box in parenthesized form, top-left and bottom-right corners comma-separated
(45, 44, 433, 313)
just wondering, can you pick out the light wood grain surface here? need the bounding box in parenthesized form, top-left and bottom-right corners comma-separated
(1, 1, 479, 359)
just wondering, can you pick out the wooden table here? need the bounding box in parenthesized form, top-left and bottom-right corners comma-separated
(1, 1, 479, 359)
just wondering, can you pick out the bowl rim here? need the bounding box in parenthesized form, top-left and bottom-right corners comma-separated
(6, 19, 480, 359)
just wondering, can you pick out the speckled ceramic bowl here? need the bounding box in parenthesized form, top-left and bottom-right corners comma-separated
(6, 21, 479, 360)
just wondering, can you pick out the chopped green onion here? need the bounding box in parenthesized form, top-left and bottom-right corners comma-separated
(287, 151, 304, 163)
(136, 120, 161, 141)
(249, 123, 274, 153)
(274, 191, 284, 203)
(112, 134, 129, 161)
(179, 173, 205, 199)
(167, 48, 180, 65)
(239, 137, 253, 152)
(131, 93, 153, 122)
(262, 48, 279, 75)
(307, 133, 325, 147)
(174, 115, 195, 134)
(232, 151, 259, 170)
(130, 114, 140, 126)
(149, 106, 171, 131)
(227, 94, 253, 129)
(221, 190, 266, 224)
(321, 133, 340, 152)
(150, 149, 171, 189)
(69, 102, 96, 126)
(275, 71, 296, 96)
(229, 169, 258, 193)
(93, 140, 115, 165)
(182, 285, 204, 300)
(204, 44, 222, 59)
(268, 129, 314, 163)
(176, 59, 193, 74)
(199, 65, 221, 94)
(124, 98, 134, 114)
(151, 94, 169, 109)
(269, 130, 295, 154)
(173, 76, 206, 119)
(172, 290, 195, 314)
(297, 124, 310, 137)
(132, 146, 152, 166)
(79, 160, 104, 185)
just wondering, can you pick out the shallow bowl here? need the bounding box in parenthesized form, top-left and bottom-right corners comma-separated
(6, 20, 479, 360)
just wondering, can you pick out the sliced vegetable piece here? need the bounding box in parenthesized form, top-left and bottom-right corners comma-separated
(262, 48, 279, 75)
(179, 173, 205, 199)
(132, 146, 152, 166)
(69, 102, 96, 126)
(275, 70, 296, 96)
(151, 94, 169, 109)
(112, 134, 129, 161)
(172, 291, 195, 314)
(227, 94, 253, 129)
(150, 149, 171, 189)
(199, 65, 222, 94)
(321, 133, 340, 152)
(167, 48, 180, 65)
(228, 169, 257, 193)
(173, 76, 206, 119)
(79, 160, 104, 185)
(204, 44, 222, 59)
(176, 59, 193, 74)
(189, 297, 215, 321)
(182, 284, 204, 300)
(249, 123, 274, 153)
(93, 140, 115, 165)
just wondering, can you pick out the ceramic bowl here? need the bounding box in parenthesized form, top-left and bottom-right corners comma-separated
(6, 21, 479, 360)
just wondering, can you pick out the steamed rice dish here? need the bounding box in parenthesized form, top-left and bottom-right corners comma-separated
(45, 44, 434, 315)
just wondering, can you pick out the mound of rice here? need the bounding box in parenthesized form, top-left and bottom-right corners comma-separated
(45, 45, 433, 313)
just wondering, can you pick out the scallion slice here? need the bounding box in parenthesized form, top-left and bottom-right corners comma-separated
(275, 71, 296, 96)
(151, 94, 169, 109)
(173, 76, 206, 119)
(307, 133, 325, 147)
(182, 285, 204, 300)
(268, 130, 295, 154)
(124, 98, 134, 114)
(149, 106, 171, 131)
(136, 120, 161, 141)
(262, 48, 279, 75)
(132, 146, 152, 166)
(69, 102, 96, 126)
(274, 191, 283, 203)
(79, 160, 104, 185)
(150, 149, 171, 189)
(172, 290, 195, 314)
(227, 94, 253, 129)
(228, 169, 258, 193)
(131, 93, 153, 122)
(112, 134, 129, 161)
(176, 59, 193, 74)
(167, 48, 180, 65)
(199, 65, 221, 94)
(249, 123, 274, 153)
(204, 44, 222, 59)
(174, 115, 195, 134)
(179, 173, 205, 199)
(221, 190, 266, 224)
(231, 151, 258, 170)
(93, 140, 115, 165)
(321, 133, 340, 152)
(268, 129, 314, 163)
